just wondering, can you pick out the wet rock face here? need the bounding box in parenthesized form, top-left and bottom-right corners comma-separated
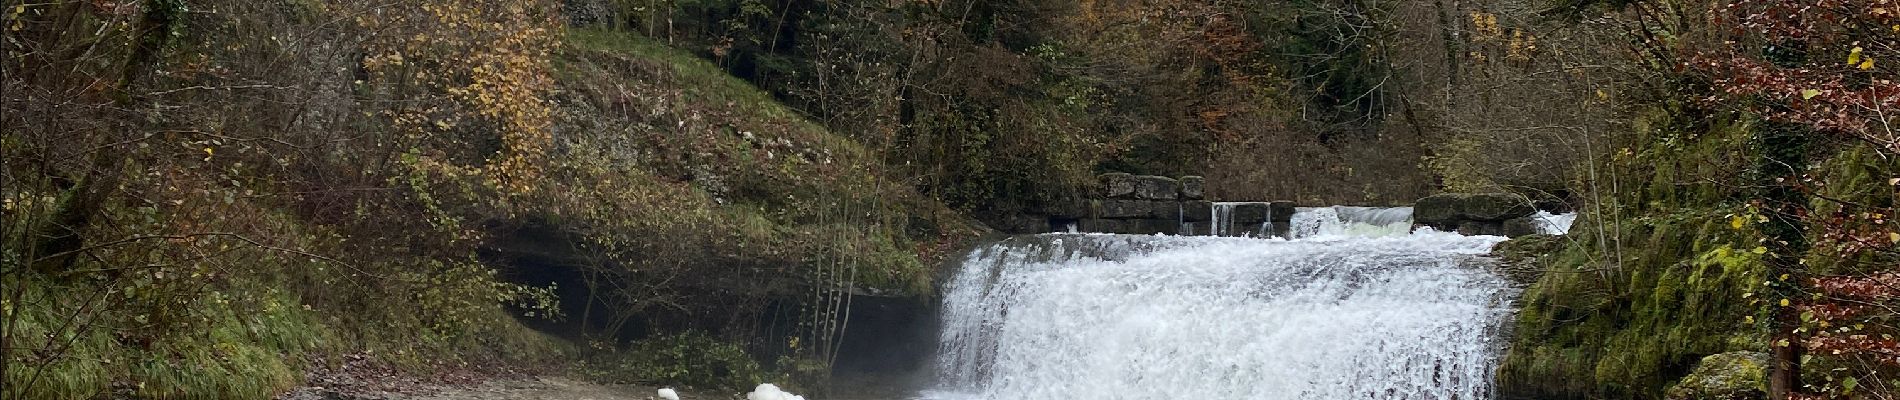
(1007, 173, 1285, 235)
(1182, 201, 1212, 222)
(1100, 200, 1176, 219)
(1230, 203, 1272, 226)
(1414, 193, 1538, 237)
(1664, 351, 1768, 400)
(1268, 202, 1296, 223)
(1501, 216, 1543, 237)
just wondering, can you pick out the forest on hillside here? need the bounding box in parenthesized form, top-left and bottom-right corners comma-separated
(2, 0, 1895, 399)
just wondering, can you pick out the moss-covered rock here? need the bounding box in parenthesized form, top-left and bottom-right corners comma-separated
(1489, 234, 1564, 285)
(1503, 216, 1544, 237)
(1462, 193, 1536, 221)
(1414, 193, 1469, 228)
(1496, 112, 1770, 400)
(1663, 351, 1768, 400)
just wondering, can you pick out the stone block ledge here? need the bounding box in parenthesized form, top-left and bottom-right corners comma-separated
(1414, 193, 1541, 237)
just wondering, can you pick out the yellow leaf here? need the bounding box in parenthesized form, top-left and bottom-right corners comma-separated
(1753, 246, 1769, 254)
(1730, 216, 1745, 229)
(1860, 59, 1875, 70)
(1801, 89, 1821, 99)
(1889, 232, 1899, 243)
(1849, 47, 1863, 65)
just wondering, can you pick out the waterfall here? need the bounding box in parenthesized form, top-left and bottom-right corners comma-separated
(1531, 211, 1576, 235)
(1209, 202, 1271, 237)
(925, 229, 1516, 400)
(1287, 206, 1416, 238)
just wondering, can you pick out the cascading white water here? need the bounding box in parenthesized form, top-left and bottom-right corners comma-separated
(1209, 202, 1271, 237)
(1287, 206, 1417, 238)
(924, 229, 1517, 400)
(1531, 211, 1576, 235)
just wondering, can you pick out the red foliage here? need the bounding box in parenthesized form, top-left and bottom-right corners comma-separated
(1686, 0, 1900, 152)
(1690, 56, 1900, 146)
(1799, 302, 1877, 321)
(1813, 271, 1900, 301)
(1805, 335, 1900, 366)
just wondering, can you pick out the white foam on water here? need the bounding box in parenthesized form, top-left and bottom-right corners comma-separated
(1532, 211, 1577, 235)
(925, 230, 1515, 400)
(1287, 206, 1416, 238)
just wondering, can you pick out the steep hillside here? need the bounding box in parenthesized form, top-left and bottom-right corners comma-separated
(2, 2, 974, 398)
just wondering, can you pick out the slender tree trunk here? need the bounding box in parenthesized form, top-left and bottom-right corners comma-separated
(1433, 0, 1462, 114)
(1758, 121, 1810, 400)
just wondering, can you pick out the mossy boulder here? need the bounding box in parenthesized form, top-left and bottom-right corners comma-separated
(1489, 233, 1563, 285)
(1503, 216, 1544, 237)
(1663, 351, 1768, 400)
(1456, 220, 1505, 236)
(1414, 193, 1469, 228)
(1462, 193, 1536, 221)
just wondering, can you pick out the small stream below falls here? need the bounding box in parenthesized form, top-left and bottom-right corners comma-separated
(903, 207, 1526, 400)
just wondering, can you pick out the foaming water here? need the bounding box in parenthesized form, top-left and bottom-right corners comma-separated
(1532, 211, 1577, 235)
(925, 231, 1516, 400)
(1288, 206, 1416, 238)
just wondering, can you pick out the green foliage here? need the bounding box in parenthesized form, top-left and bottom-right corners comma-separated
(554, 27, 973, 294)
(1501, 90, 1899, 398)
(3, 274, 325, 399)
(579, 332, 784, 390)
(1498, 109, 1769, 399)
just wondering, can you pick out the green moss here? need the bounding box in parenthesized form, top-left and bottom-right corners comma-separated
(1663, 351, 1769, 400)
(1498, 110, 1770, 399)
(3, 279, 326, 399)
(1497, 100, 1898, 399)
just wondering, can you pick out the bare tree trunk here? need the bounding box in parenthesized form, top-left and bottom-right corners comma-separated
(1433, 0, 1462, 113)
